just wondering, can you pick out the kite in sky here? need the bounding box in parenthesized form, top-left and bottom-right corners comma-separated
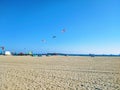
(41, 28, 66, 43)
(61, 29, 66, 33)
(52, 36, 56, 39)
(41, 39, 46, 43)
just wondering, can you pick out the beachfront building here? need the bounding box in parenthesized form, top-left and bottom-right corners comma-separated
(29, 51, 33, 56)
(5, 51, 12, 56)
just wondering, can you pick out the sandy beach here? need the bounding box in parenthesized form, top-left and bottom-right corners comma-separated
(0, 56, 120, 90)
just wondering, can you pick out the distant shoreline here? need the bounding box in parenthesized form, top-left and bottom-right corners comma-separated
(0, 53, 120, 57)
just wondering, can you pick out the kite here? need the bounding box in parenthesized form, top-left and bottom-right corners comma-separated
(61, 29, 66, 33)
(41, 39, 46, 43)
(52, 36, 56, 39)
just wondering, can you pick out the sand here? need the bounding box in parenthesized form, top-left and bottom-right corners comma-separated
(0, 56, 120, 90)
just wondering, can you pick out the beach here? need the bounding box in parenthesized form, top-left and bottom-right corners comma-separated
(0, 56, 120, 90)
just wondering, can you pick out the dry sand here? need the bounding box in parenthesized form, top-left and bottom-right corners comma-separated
(0, 56, 120, 90)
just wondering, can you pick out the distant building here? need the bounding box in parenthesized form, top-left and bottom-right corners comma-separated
(5, 51, 12, 56)
(29, 51, 33, 55)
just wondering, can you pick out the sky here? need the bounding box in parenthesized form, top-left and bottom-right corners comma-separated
(0, 0, 120, 54)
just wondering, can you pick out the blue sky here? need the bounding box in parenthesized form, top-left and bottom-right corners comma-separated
(0, 0, 120, 54)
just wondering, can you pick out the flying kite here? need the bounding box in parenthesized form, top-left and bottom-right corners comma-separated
(52, 36, 56, 39)
(41, 39, 46, 43)
(61, 29, 66, 33)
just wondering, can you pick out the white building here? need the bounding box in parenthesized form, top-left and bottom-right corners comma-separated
(5, 51, 12, 56)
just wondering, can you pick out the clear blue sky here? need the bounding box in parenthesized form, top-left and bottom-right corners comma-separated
(0, 0, 120, 54)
